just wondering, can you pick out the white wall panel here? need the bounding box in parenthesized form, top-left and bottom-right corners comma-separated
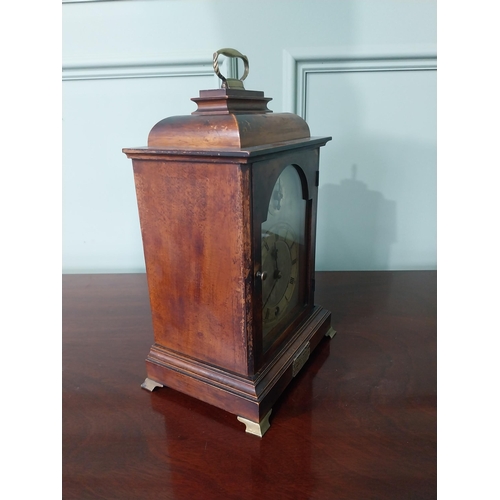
(291, 54, 437, 270)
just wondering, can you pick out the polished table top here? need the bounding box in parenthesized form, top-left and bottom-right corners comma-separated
(62, 271, 436, 500)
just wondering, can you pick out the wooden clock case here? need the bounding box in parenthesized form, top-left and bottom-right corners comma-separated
(123, 87, 333, 436)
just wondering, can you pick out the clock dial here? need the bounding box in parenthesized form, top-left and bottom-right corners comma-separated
(261, 165, 306, 346)
(261, 223, 299, 328)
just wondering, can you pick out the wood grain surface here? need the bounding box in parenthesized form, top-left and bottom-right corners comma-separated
(62, 271, 436, 500)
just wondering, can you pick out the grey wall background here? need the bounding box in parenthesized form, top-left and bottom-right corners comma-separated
(62, 0, 436, 273)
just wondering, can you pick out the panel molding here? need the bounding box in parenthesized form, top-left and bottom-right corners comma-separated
(62, 53, 230, 82)
(63, 1, 131, 4)
(282, 46, 437, 118)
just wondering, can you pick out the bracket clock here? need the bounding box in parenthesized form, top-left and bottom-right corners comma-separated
(123, 49, 335, 436)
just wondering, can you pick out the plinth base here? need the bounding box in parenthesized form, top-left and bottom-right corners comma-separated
(142, 306, 333, 434)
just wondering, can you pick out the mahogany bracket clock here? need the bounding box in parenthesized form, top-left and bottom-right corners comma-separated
(123, 48, 336, 437)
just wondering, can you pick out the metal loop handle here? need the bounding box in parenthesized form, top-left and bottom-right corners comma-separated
(213, 48, 249, 89)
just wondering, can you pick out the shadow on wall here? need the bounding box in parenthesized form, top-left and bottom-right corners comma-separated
(318, 164, 397, 271)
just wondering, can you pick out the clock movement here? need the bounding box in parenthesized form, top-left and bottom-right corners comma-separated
(123, 49, 335, 436)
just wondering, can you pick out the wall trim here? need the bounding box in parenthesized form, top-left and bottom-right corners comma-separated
(62, 54, 230, 82)
(62, 1, 130, 3)
(283, 46, 437, 117)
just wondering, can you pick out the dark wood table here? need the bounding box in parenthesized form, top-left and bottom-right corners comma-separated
(63, 271, 436, 500)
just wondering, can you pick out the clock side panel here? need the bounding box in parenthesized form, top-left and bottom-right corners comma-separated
(131, 159, 252, 376)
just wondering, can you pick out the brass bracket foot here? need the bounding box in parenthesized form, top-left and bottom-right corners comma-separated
(141, 378, 164, 392)
(325, 327, 337, 339)
(237, 410, 272, 437)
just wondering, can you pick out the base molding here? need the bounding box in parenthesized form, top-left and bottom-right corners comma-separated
(144, 306, 332, 430)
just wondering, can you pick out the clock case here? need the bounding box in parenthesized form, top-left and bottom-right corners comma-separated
(123, 88, 333, 435)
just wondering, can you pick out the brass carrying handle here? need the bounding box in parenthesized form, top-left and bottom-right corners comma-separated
(213, 48, 249, 90)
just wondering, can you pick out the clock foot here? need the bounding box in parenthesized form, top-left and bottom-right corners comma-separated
(237, 410, 272, 437)
(141, 377, 164, 392)
(325, 327, 337, 339)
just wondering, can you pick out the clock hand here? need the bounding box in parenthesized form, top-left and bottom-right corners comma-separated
(263, 276, 281, 309)
(273, 243, 282, 279)
(263, 244, 282, 309)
